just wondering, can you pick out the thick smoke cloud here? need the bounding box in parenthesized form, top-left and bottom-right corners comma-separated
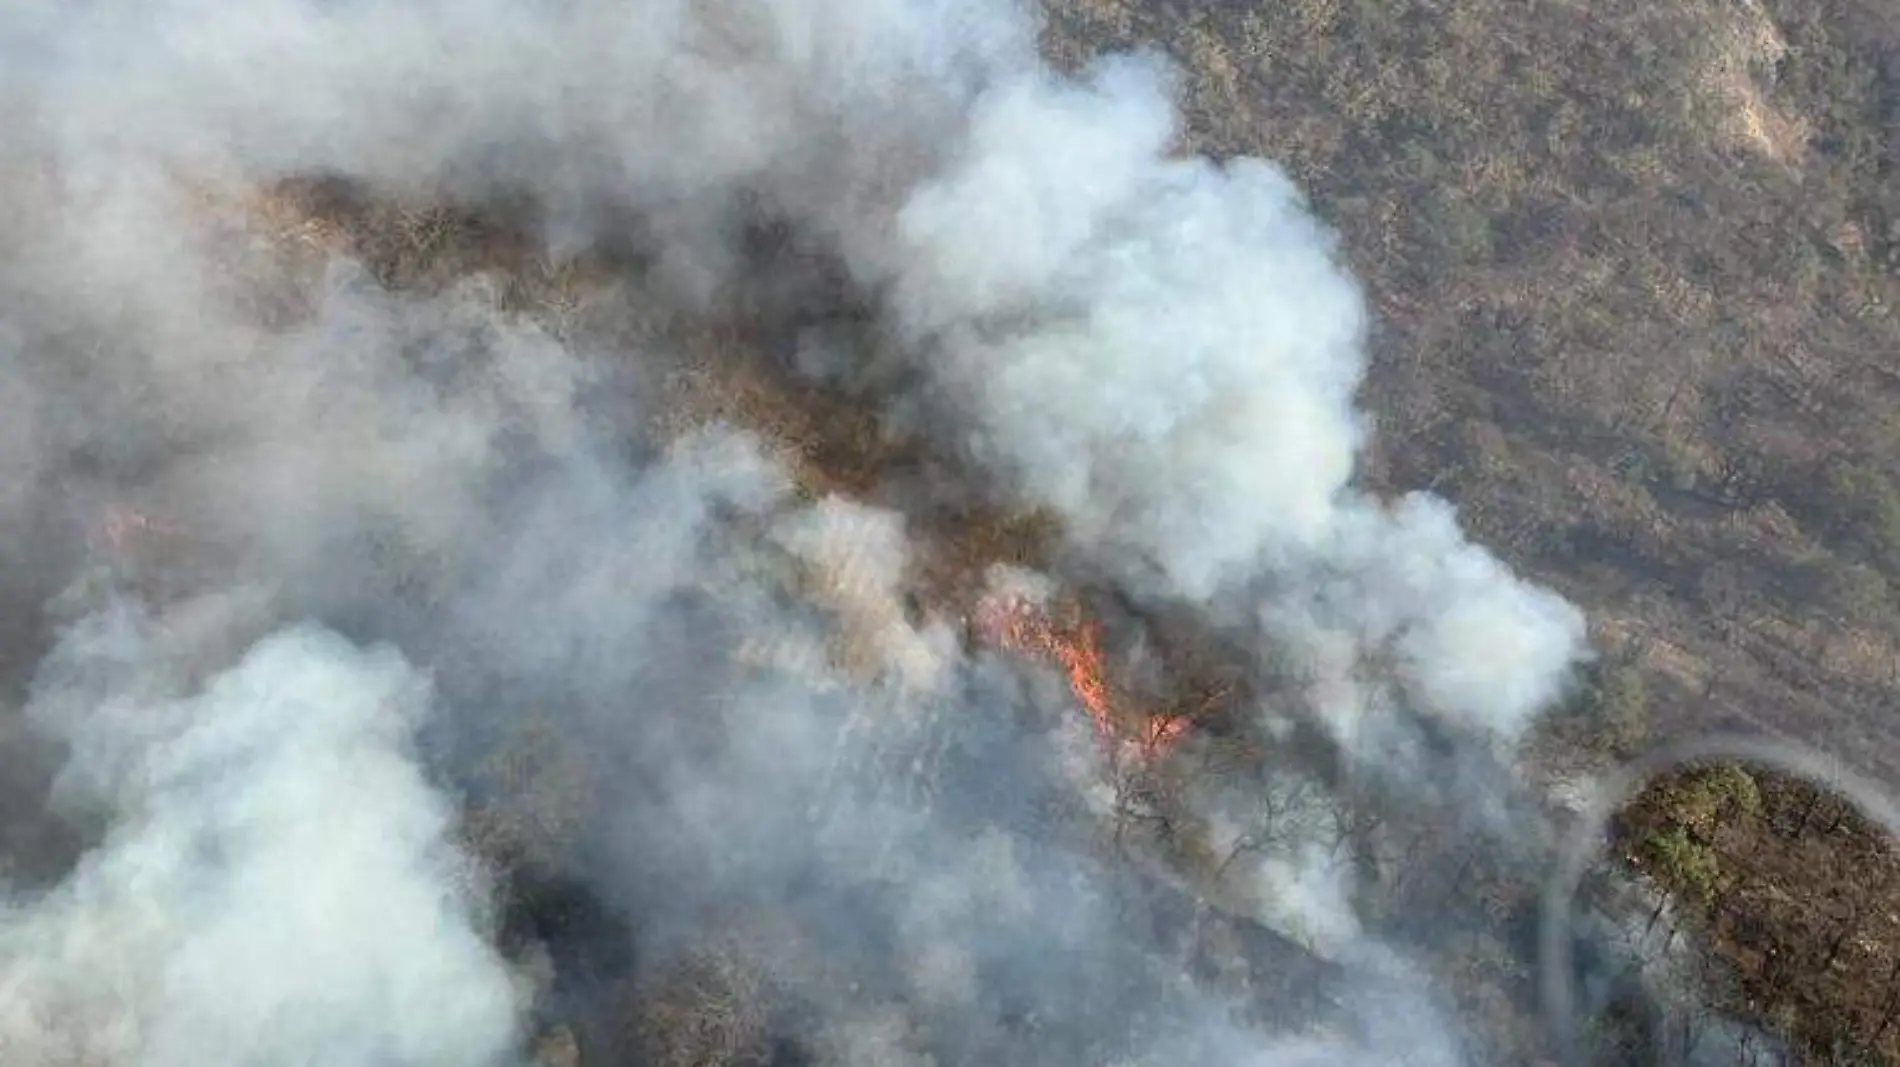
(0, 0, 1601, 1065)
(0, 617, 520, 1067)
(12, 0, 1583, 737)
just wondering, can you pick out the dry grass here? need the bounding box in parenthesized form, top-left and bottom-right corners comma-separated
(628, 944, 773, 1067)
(533, 1026, 582, 1067)
(461, 712, 598, 874)
(1699, 0, 1810, 164)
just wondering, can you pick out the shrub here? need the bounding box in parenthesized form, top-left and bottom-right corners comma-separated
(1577, 658, 1652, 757)
(1642, 825, 1724, 910)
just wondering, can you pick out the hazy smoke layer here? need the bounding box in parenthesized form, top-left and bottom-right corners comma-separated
(0, 0, 1597, 1065)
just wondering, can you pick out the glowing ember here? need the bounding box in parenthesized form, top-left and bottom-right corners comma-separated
(971, 590, 1188, 761)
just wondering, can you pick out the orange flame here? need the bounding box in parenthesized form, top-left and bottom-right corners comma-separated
(972, 591, 1188, 761)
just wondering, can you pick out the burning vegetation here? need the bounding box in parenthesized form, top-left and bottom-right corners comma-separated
(971, 588, 1194, 763)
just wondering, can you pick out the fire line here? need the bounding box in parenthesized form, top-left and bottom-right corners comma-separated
(971, 590, 1188, 762)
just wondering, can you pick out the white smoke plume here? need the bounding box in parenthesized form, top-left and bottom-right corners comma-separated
(0, 0, 1607, 1064)
(8, 0, 1583, 733)
(0, 616, 520, 1067)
